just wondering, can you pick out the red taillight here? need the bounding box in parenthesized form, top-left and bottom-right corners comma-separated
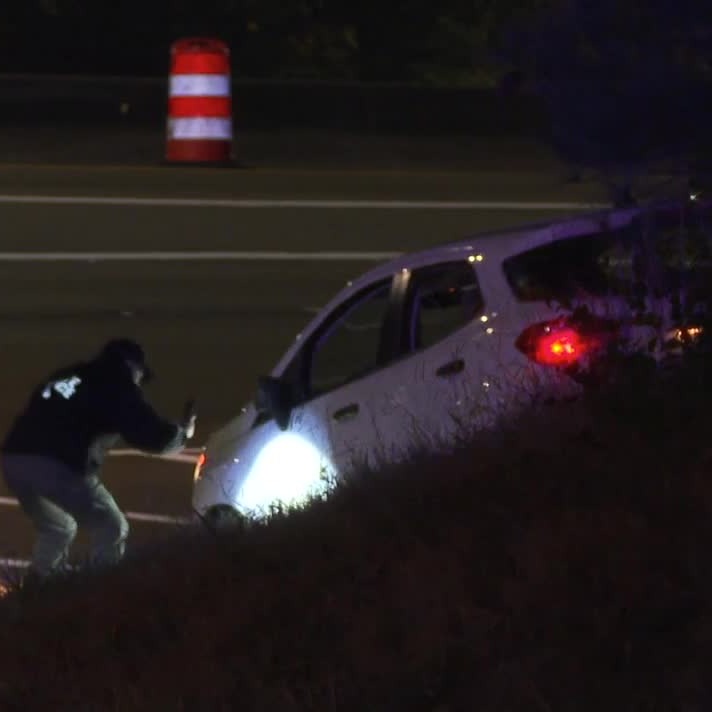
(516, 314, 617, 368)
(534, 327, 585, 366)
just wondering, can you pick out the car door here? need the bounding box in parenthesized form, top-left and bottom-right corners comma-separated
(389, 258, 498, 448)
(196, 274, 404, 517)
(295, 272, 415, 475)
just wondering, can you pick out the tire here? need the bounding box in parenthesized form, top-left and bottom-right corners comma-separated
(202, 504, 247, 532)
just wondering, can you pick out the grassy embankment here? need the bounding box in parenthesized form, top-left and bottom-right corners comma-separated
(1, 356, 711, 711)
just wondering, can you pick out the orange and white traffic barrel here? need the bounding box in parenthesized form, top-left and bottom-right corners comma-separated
(166, 38, 233, 163)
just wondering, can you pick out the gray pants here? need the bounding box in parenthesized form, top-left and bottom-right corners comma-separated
(1, 454, 129, 578)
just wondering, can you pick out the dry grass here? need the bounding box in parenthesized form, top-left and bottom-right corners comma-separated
(1, 357, 712, 711)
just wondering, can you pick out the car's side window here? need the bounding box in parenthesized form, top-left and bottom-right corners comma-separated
(305, 279, 394, 398)
(406, 261, 484, 351)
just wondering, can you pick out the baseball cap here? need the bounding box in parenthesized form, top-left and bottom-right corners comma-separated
(98, 338, 155, 382)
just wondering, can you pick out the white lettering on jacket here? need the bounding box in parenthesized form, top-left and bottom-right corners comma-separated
(42, 376, 82, 401)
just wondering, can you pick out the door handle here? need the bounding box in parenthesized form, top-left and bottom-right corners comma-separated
(333, 403, 359, 421)
(436, 358, 465, 377)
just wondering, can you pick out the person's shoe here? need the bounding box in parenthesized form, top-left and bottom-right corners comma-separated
(21, 562, 78, 592)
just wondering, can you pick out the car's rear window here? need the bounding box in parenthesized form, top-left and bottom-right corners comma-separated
(502, 209, 712, 303)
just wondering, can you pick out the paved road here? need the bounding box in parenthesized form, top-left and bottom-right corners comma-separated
(0, 163, 607, 565)
(0, 127, 568, 170)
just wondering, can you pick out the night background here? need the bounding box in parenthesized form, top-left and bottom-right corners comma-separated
(0, 1, 712, 710)
(1, 0, 710, 184)
(2, 0, 541, 81)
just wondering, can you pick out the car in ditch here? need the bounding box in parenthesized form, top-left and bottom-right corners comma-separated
(192, 198, 711, 522)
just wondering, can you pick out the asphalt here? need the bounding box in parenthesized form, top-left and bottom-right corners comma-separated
(0, 162, 607, 566)
(0, 126, 566, 171)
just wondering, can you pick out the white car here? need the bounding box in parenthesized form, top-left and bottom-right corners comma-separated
(192, 199, 708, 521)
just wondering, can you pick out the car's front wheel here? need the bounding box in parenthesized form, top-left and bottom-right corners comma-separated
(200, 504, 247, 532)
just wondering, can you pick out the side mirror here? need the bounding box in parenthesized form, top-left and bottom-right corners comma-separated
(256, 376, 293, 431)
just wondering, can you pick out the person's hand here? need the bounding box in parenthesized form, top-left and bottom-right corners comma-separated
(185, 414, 197, 440)
(182, 398, 197, 440)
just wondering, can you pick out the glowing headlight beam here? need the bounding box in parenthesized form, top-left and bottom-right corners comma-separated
(237, 432, 335, 517)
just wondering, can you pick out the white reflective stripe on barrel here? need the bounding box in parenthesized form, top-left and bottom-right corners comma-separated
(167, 117, 233, 140)
(169, 74, 231, 97)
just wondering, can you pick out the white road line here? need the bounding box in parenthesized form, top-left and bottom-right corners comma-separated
(0, 558, 29, 569)
(0, 496, 190, 526)
(122, 511, 191, 525)
(0, 194, 607, 211)
(109, 448, 202, 464)
(0, 251, 400, 262)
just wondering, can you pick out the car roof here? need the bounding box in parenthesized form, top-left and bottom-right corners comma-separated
(346, 203, 642, 289)
(273, 197, 706, 375)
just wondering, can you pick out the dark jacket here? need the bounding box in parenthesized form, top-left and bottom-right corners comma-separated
(2, 351, 186, 477)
